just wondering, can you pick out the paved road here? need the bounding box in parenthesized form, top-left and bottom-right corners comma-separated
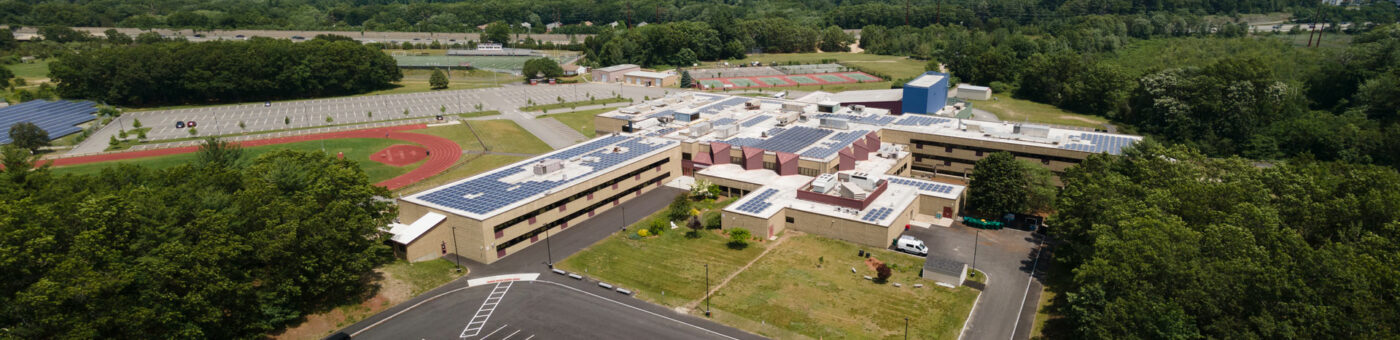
(351, 279, 757, 340)
(337, 187, 766, 339)
(72, 83, 679, 154)
(895, 225, 1043, 340)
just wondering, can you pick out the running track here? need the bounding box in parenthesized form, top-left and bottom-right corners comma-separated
(35, 124, 461, 191)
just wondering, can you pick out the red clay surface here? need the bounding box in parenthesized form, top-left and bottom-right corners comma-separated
(697, 71, 880, 90)
(37, 124, 461, 191)
(370, 144, 429, 167)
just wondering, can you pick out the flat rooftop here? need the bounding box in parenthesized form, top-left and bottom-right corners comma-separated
(906, 73, 944, 88)
(404, 135, 678, 220)
(604, 93, 1142, 157)
(713, 164, 963, 227)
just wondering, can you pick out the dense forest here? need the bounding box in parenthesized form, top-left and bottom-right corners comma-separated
(1047, 141, 1400, 338)
(0, 0, 1328, 33)
(0, 141, 396, 338)
(48, 35, 401, 106)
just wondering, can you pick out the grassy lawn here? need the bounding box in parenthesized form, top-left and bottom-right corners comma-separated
(1031, 289, 1057, 339)
(707, 234, 980, 339)
(556, 197, 764, 308)
(458, 110, 500, 118)
(380, 259, 467, 296)
(543, 107, 614, 138)
(973, 96, 1109, 129)
(6, 59, 53, 80)
(520, 97, 629, 111)
(391, 120, 549, 194)
(368, 69, 521, 96)
(51, 138, 422, 182)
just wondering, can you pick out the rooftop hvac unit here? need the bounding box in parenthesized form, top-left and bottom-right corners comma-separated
(688, 122, 713, 137)
(817, 101, 839, 113)
(745, 99, 762, 110)
(782, 103, 805, 113)
(820, 117, 850, 130)
(1013, 124, 1051, 138)
(533, 159, 564, 175)
(713, 124, 739, 138)
(619, 107, 640, 115)
(811, 173, 837, 193)
(851, 105, 865, 113)
(851, 172, 880, 191)
(776, 112, 799, 125)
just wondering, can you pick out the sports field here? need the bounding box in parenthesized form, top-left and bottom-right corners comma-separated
(393, 55, 572, 72)
(50, 138, 421, 181)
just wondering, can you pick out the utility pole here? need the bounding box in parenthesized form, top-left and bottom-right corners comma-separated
(935, 0, 943, 25)
(905, 0, 910, 26)
(545, 225, 555, 268)
(1307, 0, 1324, 47)
(972, 229, 980, 271)
(705, 263, 712, 317)
(905, 318, 909, 340)
(626, 2, 633, 28)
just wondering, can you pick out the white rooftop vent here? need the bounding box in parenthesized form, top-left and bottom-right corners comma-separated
(533, 159, 564, 175)
(820, 117, 849, 130)
(812, 173, 837, 193)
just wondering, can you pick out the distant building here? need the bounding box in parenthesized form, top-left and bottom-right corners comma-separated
(952, 84, 992, 101)
(562, 64, 587, 76)
(622, 70, 677, 87)
(583, 21, 594, 26)
(826, 89, 904, 114)
(591, 64, 641, 83)
(546, 22, 562, 32)
(903, 72, 950, 114)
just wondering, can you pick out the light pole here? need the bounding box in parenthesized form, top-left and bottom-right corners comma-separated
(972, 229, 980, 273)
(705, 263, 711, 317)
(544, 225, 554, 268)
(450, 225, 462, 271)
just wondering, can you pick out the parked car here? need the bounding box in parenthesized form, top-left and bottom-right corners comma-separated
(291, 35, 305, 40)
(895, 235, 927, 256)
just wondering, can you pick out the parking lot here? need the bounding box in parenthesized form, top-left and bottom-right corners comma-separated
(349, 277, 758, 340)
(73, 83, 675, 154)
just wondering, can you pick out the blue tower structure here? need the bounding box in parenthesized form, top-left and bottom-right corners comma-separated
(901, 71, 949, 114)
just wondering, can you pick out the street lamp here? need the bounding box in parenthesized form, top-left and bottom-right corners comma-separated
(544, 225, 554, 268)
(450, 225, 462, 271)
(705, 263, 712, 317)
(972, 229, 980, 273)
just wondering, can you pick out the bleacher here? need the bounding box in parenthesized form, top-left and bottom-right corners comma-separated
(0, 100, 99, 144)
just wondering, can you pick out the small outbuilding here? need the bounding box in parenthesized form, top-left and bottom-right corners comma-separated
(953, 84, 993, 101)
(592, 64, 641, 83)
(921, 255, 968, 287)
(623, 70, 676, 87)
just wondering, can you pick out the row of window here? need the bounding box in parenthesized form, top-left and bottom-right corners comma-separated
(493, 158, 671, 233)
(496, 172, 673, 252)
(909, 139, 1081, 165)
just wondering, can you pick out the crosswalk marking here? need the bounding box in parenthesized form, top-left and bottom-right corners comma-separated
(460, 281, 513, 338)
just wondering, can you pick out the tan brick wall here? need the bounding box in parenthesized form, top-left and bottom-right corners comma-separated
(595, 116, 630, 134)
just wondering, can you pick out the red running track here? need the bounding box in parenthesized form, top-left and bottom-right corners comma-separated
(37, 124, 461, 191)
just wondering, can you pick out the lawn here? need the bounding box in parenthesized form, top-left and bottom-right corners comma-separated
(707, 234, 980, 339)
(368, 69, 521, 96)
(5, 58, 53, 80)
(544, 107, 614, 138)
(381, 259, 467, 296)
(521, 97, 630, 112)
(1031, 289, 1058, 339)
(972, 96, 1109, 129)
(51, 138, 422, 182)
(556, 197, 765, 308)
(1264, 32, 1351, 49)
(411, 119, 551, 154)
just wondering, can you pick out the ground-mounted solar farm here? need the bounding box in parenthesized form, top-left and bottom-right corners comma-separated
(0, 99, 97, 144)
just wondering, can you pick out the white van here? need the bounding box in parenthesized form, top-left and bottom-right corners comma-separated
(896, 235, 927, 256)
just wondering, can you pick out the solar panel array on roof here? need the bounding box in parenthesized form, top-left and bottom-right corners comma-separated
(765, 127, 785, 136)
(698, 97, 750, 115)
(886, 177, 957, 194)
(801, 130, 869, 159)
(647, 127, 676, 136)
(647, 109, 677, 119)
(894, 115, 951, 127)
(740, 115, 771, 127)
(721, 137, 764, 148)
(1061, 133, 1137, 155)
(711, 118, 737, 126)
(861, 207, 894, 222)
(815, 113, 895, 126)
(734, 189, 779, 213)
(0, 100, 98, 144)
(753, 126, 832, 154)
(414, 136, 675, 216)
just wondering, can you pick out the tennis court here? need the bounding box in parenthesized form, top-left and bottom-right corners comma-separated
(757, 77, 789, 86)
(699, 79, 726, 88)
(787, 76, 819, 84)
(729, 78, 760, 87)
(816, 74, 849, 82)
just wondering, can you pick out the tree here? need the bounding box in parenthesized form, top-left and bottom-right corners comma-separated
(484, 22, 511, 45)
(1, 144, 34, 179)
(703, 211, 722, 229)
(819, 25, 853, 52)
(968, 152, 1029, 217)
(0, 67, 12, 90)
(674, 48, 697, 66)
(667, 194, 692, 222)
(521, 58, 563, 81)
(103, 29, 132, 45)
(679, 70, 694, 88)
(8, 122, 48, 152)
(131, 118, 142, 129)
(195, 137, 243, 169)
(429, 69, 449, 90)
(37, 25, 90, 43)
(686, 216, 703, 238)
(727, 228, 751, 249)
(875, 263, 892, 282)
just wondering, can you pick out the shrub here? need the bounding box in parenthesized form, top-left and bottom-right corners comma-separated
(131, 118, 142, 128)
(727, 228, 751, 249)
(685, 216, 702, 238)
(188, 128, 197, 135)
(875, 263, 892, 282)
(667, 195, 693, 222)
(703, 211, 722, 229)
(647, 219, 667, 236)
(638, 229, 650, 237)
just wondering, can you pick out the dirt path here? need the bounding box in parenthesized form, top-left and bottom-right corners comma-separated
(681, 232, 792, 312)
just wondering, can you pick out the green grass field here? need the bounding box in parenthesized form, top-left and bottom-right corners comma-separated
(521, 97, 630, 112)
(391, 120, 549, 194)
(368, 69, 521, 96)
(708, 234, 979, 339)
(787, 76, 818, 84)
(51, 138, 421, 181)
(757, 77, 788, 86)
(707, 53, 925, 79)
(973, 97, 1109, 129)
(5, 59, 53, 80)
(381, 259, 467, 295)
(556, 197, 761, 308)
(544, 107, 615, 138)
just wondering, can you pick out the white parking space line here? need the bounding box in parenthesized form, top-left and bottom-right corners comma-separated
(497, 329, 521, 340)
(477, 325, 507, 339)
